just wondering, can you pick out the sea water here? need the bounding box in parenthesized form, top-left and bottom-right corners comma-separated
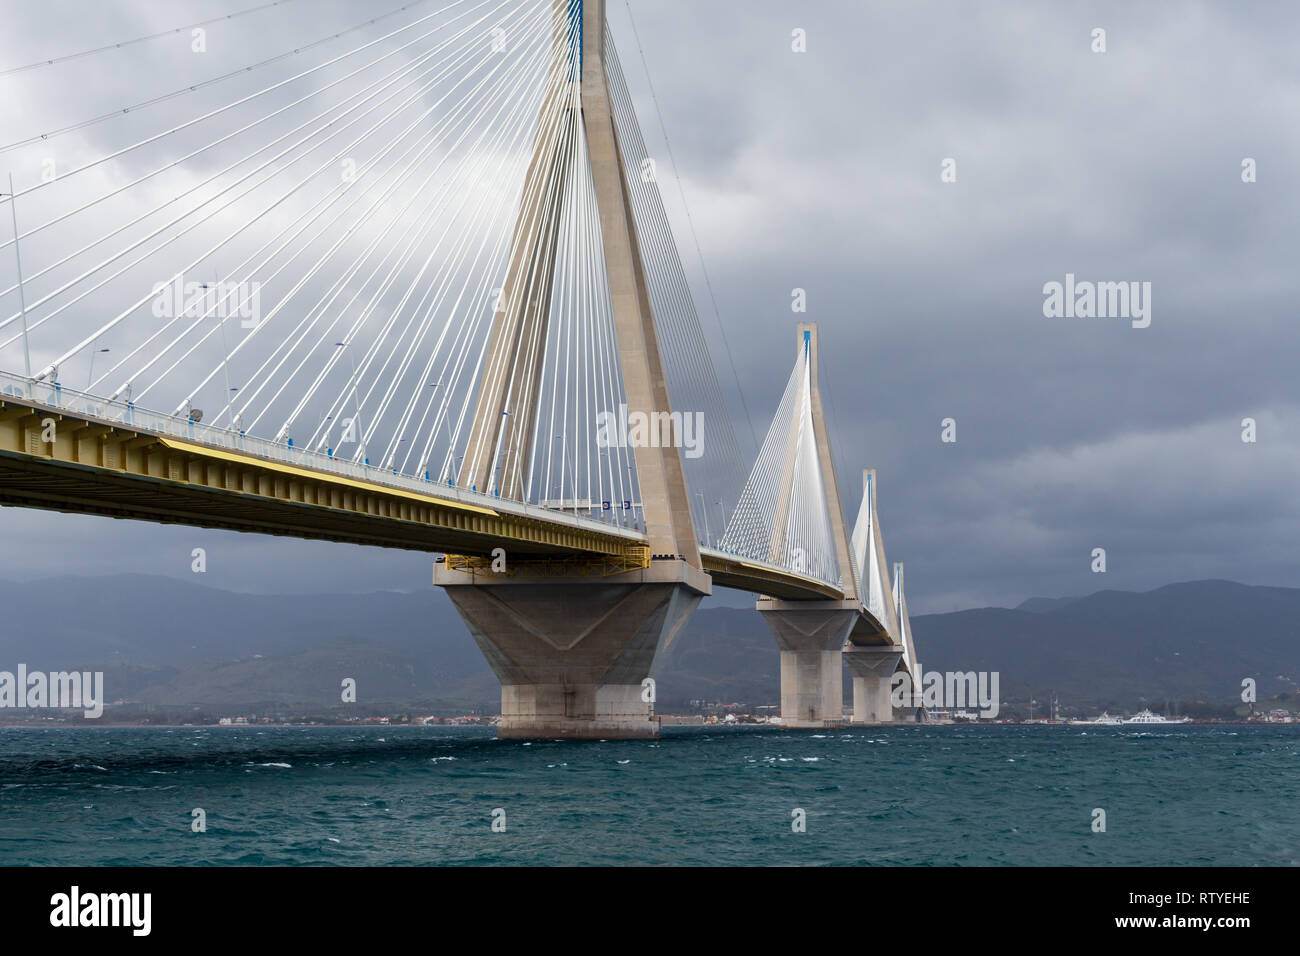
(0, 724, 1295, 866)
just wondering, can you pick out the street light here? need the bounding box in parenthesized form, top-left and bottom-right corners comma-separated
(335, 341, 366, 464)
(86, 347, 110, 390)
(695, 491, 711, 547)
(2, 173, 31, 381)
(200, 272, 235, 422)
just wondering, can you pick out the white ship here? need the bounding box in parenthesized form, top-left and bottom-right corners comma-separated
(1123, 708, 1190, 725)
(1070, 711, 1123, 725)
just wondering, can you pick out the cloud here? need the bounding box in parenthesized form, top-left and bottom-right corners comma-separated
(0, 0, 1296, 619)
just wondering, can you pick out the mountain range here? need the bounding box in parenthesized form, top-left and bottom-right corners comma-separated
(0, 574, 1295, 718)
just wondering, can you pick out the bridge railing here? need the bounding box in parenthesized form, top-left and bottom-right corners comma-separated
(0, 370, 644, 542)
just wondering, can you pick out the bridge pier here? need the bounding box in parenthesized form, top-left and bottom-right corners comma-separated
(758, 597, 857, 728)
(845, 646, 903, 724)
(435, 558, 709, 739)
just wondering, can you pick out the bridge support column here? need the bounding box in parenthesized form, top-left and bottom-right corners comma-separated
(845, 647, 903, 724)
(435, 558, 710, 739)
(758, 597, 857, 728)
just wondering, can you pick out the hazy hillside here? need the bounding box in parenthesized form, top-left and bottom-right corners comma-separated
(913, 580, 1300, 710)
(0, 574, 497, 715)
(0, 575, 1295, 716)
(651, 607, 778, 705)
(0, 573, 465, 668)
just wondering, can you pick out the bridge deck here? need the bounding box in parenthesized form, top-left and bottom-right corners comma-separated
(0, 392, 857, 603)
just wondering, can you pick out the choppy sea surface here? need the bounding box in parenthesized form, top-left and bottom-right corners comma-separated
(0, 724, 1295, 865)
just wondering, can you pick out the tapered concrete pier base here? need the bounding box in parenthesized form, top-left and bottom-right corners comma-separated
(758, 597, 858, 728)
(845, 646, 903, 724)
(435, 558, 710, 739)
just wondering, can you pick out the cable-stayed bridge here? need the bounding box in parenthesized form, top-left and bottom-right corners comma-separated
(0, 0, 919, 737)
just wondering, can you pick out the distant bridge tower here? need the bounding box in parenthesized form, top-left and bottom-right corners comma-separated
(756, 323, 861, 728)
(434, 0, 709, 739)
(891, 561, 923, 721)
(844, 469, 911, 724)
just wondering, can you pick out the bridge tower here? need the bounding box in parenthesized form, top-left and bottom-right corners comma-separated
(844, 469, 909, 724)
(756, 323, 860, 728)
(433, 0, 709, 739)
(890, 561, 924, 722)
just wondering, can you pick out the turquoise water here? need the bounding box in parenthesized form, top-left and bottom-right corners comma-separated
(0, 725, 1295, 865)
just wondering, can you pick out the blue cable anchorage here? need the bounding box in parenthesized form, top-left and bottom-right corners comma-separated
(570, 0, 583, 79)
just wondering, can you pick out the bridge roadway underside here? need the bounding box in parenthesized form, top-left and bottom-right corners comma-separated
(0, 396, 858, 583)
(0, 398, 845, 600)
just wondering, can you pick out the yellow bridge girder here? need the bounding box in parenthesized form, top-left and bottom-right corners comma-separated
(0, 397, 640, 559)
(0, 394, 851, 602)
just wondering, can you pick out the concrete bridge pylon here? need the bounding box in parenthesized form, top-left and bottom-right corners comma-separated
(757, 323, 859, 728)
(844, 467, 918, 725)
(435, 0, 707, 739)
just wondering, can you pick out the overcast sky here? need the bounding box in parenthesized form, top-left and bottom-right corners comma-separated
(0, 0, 1296, 613)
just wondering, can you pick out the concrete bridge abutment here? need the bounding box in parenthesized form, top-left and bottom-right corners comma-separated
(845, 646, 903, 724)
(758, 597, 858, 728)
(435, 557, 710, 739)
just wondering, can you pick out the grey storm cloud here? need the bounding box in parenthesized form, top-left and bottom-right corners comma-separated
(0, 0, 1296, 612)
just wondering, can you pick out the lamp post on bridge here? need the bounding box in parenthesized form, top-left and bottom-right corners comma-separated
(86, 347, 110, 390)
(200, 272, 236, 424)
(2, 174, 32, 384)
(335, 341, 366, 465)
(317, 412, 333, 451)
